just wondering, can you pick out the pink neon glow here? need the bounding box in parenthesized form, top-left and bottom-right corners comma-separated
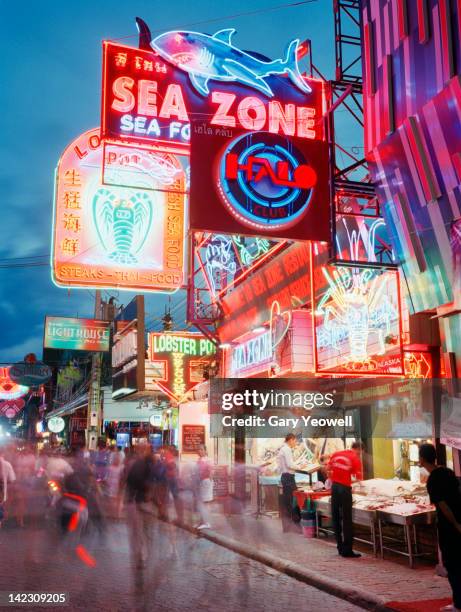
(209, 91, 318, 139)
(268, 101, 296, 136)
(111, 77, 189, 121)
(237, 96, 267, 131)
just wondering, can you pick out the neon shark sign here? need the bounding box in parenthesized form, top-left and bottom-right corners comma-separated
(149, 28, 311, 98)
(101, 22, 324, 147)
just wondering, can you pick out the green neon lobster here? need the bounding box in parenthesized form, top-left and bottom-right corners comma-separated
(93, 188, 153, 265)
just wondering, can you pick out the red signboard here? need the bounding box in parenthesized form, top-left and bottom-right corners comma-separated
(218, 241, 310, 343)
(101, 42, 191, 148)
(190, 130, 329, 241)
(187, 67, 328, 241)
(182, 424, 206, 453)
(100, 37, 329, 242)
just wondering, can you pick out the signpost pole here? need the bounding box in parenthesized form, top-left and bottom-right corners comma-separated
(87, 291, 103, 450)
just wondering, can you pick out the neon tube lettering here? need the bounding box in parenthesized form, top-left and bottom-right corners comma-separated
(112, 76, 135, 112)
(210, 91, 237, 127)
(138, 80, 158, 116)
(297, 107, 316, 139)
(237, 97, 266, 131)
(210, 92, 318, 138)
(159, 84, 189, 121)
(268, 101, 296, 136)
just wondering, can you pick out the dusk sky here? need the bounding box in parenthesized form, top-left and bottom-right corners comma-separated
(0, 0, 342, 363)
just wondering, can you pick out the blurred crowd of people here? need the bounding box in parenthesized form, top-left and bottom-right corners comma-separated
(0, 441, 215, 566)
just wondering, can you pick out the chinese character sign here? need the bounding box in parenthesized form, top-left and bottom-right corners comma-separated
(44, 317, 110, 352)
(52, 128, 187, 292)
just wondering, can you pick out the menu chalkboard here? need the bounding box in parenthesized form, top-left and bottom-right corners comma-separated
(182, 424, 205, 453)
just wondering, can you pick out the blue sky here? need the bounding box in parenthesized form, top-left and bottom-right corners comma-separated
(0, 0, 340, 362)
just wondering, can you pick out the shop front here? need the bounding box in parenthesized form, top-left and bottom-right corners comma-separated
(102, 387, 167, 450)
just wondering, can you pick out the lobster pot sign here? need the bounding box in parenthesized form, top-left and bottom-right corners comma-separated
(51, 128, 187, 293)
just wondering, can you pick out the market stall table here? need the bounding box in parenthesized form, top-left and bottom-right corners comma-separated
(377, 506, 436, 568)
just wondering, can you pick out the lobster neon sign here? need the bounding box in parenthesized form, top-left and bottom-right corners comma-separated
(316, 267, 400, 372)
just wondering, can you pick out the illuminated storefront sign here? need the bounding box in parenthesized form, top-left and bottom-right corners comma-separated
(191, 127, 328, 241)
(197, 233, 284, 299)
(0, 368, 29, 400)
(219, 241, 310, 343)
(51, 129, 187, 292)
(313, 255, 403, 375)
(217, 132, 319, 233)
(102, 43, 190, 146)
(229, 300, 292, 377)
(231, 331, 273, 375)
(102, 33, 324, 141)
(179, 27, 327, 240)
(104, 23, 327, 241)
(150, 333, 215, 357)
(147, 332, 216, 401)
(44, 317, 110, 352)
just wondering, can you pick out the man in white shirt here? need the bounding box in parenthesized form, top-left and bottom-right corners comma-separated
(277, 433, 299, 533)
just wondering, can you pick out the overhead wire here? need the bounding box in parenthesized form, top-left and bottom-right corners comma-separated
(112, 0, 320, 42)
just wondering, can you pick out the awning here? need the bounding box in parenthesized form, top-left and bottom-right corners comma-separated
(101, 387, 165, 422)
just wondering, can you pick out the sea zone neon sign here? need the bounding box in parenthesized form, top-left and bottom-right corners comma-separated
(101, 40, 323, 146)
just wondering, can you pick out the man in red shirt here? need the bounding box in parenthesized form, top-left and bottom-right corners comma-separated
(327, 442, 364, 558)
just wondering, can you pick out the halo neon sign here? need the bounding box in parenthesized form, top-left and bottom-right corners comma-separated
(217, 132, 317, 232)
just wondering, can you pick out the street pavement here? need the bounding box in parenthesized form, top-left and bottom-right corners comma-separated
(204, 511, 452, 608)
(0, 518, 362, 612)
